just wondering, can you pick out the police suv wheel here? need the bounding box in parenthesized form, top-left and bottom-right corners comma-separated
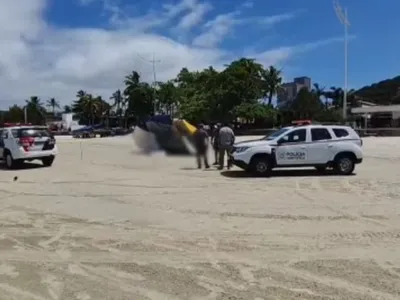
(250, 157, 271, 176)
(42, 156, 55, 167)
(334, 156, 355, 175)
(5, 153, 14, 169)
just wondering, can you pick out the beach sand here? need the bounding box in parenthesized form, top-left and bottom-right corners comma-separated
(0, 135, 399, 299)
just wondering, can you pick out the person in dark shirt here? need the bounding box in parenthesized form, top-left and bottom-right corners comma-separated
(211, 123, 221, 165)
(193, 123, 210, 169)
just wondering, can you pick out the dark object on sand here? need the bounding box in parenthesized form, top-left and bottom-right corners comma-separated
(133, 115, 196, 155)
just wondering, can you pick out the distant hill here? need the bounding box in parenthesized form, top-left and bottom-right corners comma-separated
(355, 76, 400, 105)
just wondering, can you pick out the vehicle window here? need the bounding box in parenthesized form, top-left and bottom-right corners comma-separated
(15, 128, 50, 138)
(279, 129, 306, 143)
(332, 128, 349, 137)
(311, 128, 332, 141)
(11, 129, 19, 138)
(263, 127, 290, 140)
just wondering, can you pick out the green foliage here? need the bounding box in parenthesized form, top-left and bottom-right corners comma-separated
(46, 98, 60, 114)
(261, 66, 282, 105)
(4, 56, 383, 127)
(355, 75, 400, 104)
(72, 91, 111, 125)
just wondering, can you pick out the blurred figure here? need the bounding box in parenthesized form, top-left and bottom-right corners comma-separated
(211, 123, 221, 165)
(193, 123, 210, 169)
(218, 123, 235, 170)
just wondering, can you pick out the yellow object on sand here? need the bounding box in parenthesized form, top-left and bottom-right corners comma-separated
(173, 119, 197, 135)
(182, 120, 197, 134)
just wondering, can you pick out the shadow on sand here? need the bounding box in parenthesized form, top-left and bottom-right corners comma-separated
(180, 166, 219, 171)
(220, 169, 356, 178)
(0, 162, 45, 171)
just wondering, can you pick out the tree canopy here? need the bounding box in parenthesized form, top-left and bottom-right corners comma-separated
(1, 56, 381, 127)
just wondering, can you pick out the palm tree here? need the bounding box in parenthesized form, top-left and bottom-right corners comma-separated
(82, 95, 99, 125)
(25, 96, 46, 124)
(110, 89, 123, 126)
(95, 96, 111, 125)
(72, 91, 99, 125)
(46, 98, 60, 115)
(262, 66, 283, 106)
(26, 96, 44, 109)
(124, 70, 156, 119)
(76, 90, 87, 99)
(124, 71, 140, 96)
(327, 87, 344, 109)
(312, 83, 327, 108)
(157, 81, 177, 115)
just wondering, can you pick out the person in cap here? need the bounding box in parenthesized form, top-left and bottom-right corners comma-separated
(217, 123, 235, 170)
(193, 123, 210, 169)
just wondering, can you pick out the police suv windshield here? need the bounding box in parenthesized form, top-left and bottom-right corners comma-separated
(262, 127, 290, 140)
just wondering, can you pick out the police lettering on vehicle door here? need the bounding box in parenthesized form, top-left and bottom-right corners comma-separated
(275, 128, 308, 165)
(283, 151, 306, 160)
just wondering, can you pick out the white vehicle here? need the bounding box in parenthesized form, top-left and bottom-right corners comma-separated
(230, 124, 363, 176)
(0, 124, 58, 169)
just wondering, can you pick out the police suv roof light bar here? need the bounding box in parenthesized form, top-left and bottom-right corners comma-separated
(1, 123, 32, 127)
(292, 120, 312, 126)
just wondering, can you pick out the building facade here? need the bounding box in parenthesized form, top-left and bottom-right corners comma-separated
(277, 76, 311, 107)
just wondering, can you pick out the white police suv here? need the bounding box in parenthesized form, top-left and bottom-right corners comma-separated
(0, 124, 57, 169)
(230, 124, 363, 176)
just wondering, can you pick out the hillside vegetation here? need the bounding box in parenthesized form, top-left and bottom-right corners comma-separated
(356, 76, 400, 105)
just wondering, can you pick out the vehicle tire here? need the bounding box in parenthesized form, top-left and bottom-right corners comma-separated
(334, 155, 355, 175)
(250, 156, 271, 177)
(4, 152, 16, 169)
(42, 156, 55, 167)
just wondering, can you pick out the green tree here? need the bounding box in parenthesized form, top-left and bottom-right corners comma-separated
(124, 71, 154, 118)
(174, 59, 267, 123)
(72, 91, 100, 125)
(157, 81, 177, 116)
(326, 86, 343, 109)
(261, 66, 282, 106)
(233, 102, 277, 126)
(312, 83, 327, 108)
(280, 88, 323, 123)
(95, 96, 111, 127)
(4, 105, 24, 122)
(110, 89, 124, 126)
(177, 67, 221, 122)
(25, 96, 46, 124)
(63, 105, 72, 113)
(46, 98, 60, 115)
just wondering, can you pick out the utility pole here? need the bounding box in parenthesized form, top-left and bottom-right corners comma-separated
(333, 0, 350, 121)
(136, 52, 161, 115)
(24, 106, 27, 123)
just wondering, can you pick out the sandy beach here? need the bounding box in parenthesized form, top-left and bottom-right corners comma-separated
(0, 135, 399, 300)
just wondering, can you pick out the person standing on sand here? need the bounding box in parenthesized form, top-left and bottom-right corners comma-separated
(211, 123, 221, 165)
(193, 123, 210, 169)
(218, 123, 235, 170)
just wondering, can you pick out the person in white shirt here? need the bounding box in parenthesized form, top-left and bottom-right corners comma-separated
(217, 123, 235, 170)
